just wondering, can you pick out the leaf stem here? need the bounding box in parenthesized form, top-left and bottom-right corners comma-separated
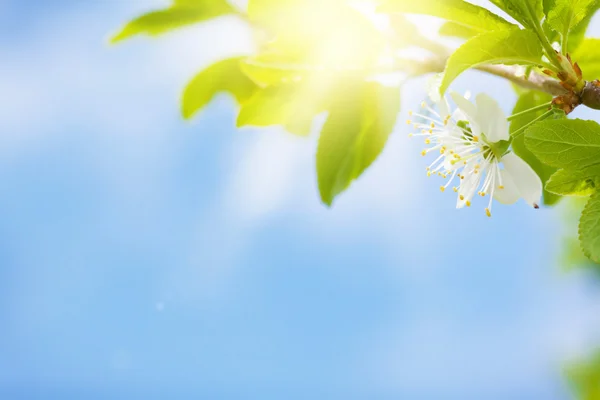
(507, 102, 552, 121)
(511, 109, 555, 138)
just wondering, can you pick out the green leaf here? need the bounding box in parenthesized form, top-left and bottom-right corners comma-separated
(378, 0, 515, 33)
(567, 5, 600, 51)
(488, 0, 543, 29)
(546, 0, 596, 48)
(510, 91, 560, 205)
(525, 119, 600, 169)
(439, 28, 543, 95)
(317, 82, 400, 205)
(579, 192, 600, 263)
(572, 39, 600, 81)
(565, 350, 600, 398)
(546, 164, 600, 196)
(236, 80, 330, 136)
(240, 54, 310, 87)
(182, 57, 257, 120)
(111, 0, 235, 43)
(439, 22, 479, 39)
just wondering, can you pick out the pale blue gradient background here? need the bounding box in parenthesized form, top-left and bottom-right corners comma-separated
(2, 1, 600, 399)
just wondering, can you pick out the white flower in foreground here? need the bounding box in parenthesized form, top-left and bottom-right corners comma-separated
(408, 92, 542, 217)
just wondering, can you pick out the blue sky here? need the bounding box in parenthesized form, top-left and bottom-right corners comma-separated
(2, 1, 600, 399)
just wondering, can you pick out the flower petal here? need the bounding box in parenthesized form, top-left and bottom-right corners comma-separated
(493, 170, 520, 205)
(475, 93, 508, 143)
(501, 152, 542, 207)
(449, 91, 481, 137)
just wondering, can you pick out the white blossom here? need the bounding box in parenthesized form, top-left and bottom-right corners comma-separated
(408, 92, 543, 217)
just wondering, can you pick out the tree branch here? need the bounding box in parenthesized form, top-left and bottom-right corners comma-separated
(475, 64, 567, 96)
(395, 55, 566, 97)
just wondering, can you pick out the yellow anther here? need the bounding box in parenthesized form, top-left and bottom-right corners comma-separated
(463, 161, 467, 165)
(406, 119, 412, 125)
(450, 160, 457, 165)
(473, 136, 479, 142)
(430, 122, 435, 128)
(459, 194, 465, 201)
(425, 139, 431, 144)
(421, 101, 426, 108)
(474, 164, 480, 169)
(453, 187, 458, 193)
(429, 129, 433, 134)
(485, 208, 492, 218)
(408, 110, 413, 116)
(466, 200, 471, 207)
(408, 133, 414, 138)
(460, 175, 465, 180)
(480, 192, 486, 197)
(421, 150, 427, 156)
(440, 186, 445, 192)
(498, 185, 505, 190)
(474, 170, 479, 174)
(454, 154, 460, 159)
(427, 171, 432, 177)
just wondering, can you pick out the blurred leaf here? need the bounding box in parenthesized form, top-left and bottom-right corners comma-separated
(236, 79, 331, 135)
(525, 119, 600, 170)
(547, 165, 600, 196)
(182, 57, 257, 119)
(488, 0, 543, 29)
(317, 82, 400, 205)
(439, 22, 478, 39)
(440, 28, 543, 95)
(510, 91, 560, 205)
(240, 54, 309, 87)
(112, 0, 235, 43)
(580, 192, 600, 263)
(378, 0, 514, 32)
(566, 350, 600, 399)
(546, 0, 596, 50)
(573, 39, 600, 81)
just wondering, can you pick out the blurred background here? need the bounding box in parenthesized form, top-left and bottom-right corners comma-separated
(2, 1, 600, 398)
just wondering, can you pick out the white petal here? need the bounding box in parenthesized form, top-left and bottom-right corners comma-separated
(449, 91, 482, 138)
(501, 152, 543, 207)
(427, 73, 443, 103)
(476, 93, 509, 143)
(437, 97, 450, 119)
(493, 170, 520, 205)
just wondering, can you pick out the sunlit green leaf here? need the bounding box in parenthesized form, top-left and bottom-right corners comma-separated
(579, 192, 600, 263)
(488, 0, 543, 28)
(440, 28, 543, 95)
(378, 0, 514, 32)
(546, 165, 600, 196)
(525, 119, 600, 170)
(546, 0, 596, 50)
(182, 57, 257, 119)
(439, 22, 478, 39)
(572, 39, 600, 81)
(111, 0, 235, 43)
(236, 80, 330, 136)
(510, 91, 560, 205)
(317, 82, 400, 205)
